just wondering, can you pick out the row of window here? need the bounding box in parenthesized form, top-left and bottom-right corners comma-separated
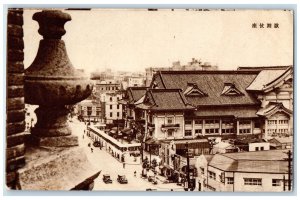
(268, 120, 289, 125)
(183, 128, 250, 136)
(267, 129, 289, 134)
(109, 112, 120, 118)
(100, 86, 119, 91)
(207, 176, 284, 187)
(109, 105, 121, 109)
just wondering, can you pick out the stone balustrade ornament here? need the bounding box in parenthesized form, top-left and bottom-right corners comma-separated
(18, 10, 99, 190)
(25, 10, 92, 147)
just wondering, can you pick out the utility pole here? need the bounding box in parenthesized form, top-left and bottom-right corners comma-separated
(285, 150, 292, 191)
(185, 142, 190, 191)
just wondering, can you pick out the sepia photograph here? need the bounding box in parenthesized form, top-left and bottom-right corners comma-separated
(5, 6, 294, 193)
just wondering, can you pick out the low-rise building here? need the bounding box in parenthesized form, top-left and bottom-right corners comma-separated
(196, 150, 291, 192)
(268, 136, 293, 150)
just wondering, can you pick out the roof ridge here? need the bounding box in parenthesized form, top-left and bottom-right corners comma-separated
(159, 70, 260, 75)
(159, 71, 167, 88)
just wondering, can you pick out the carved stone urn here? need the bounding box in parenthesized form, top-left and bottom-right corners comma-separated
(25, 10, 92, 147)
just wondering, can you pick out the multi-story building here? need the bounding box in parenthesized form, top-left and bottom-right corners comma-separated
(244, 66, 293, 138)
(101, 92, 123, 124)
(77, 99, 102, 123)
(196, 150, 290, 192)
(142, 70, 263, 141)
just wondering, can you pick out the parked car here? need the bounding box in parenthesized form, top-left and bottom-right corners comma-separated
(117, 174, 128, 184)
(102, 174, 112, 184)
(146, 188, 157, 191)
(148, 176, 158, 185)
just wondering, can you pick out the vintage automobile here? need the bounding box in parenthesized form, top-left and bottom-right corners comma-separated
(102, 174, 112, 184)
(146, 188, 157, 191)
(117, 174, 128, 184)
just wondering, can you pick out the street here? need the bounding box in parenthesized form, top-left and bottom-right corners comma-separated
(69, 118, 184, 191)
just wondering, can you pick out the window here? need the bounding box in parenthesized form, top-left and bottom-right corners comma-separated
(117, 112, 120, 118)
(167, 130, 173, 137)
(222, 128, 234, 134)
(185, 120, 192, 125)
(244, 178, 262, 186)
(205, 120, 219, 124)
(268, 120, 277, 125)
(117, 105, 120, 109)
(195, 129, 202, 134)
(185, 130, 192, 136)
(278, 120, 288, 124)
(110, 97, 113, 102)
(227, 177, 234, 184)
(195, 120, 202, 125)
(239, 129, 251, 134)
(208, 171, 216, 180)
(167, 117, 173, 124)
(240, 120, 251, 126)
(260, 147, 264, 151)
(272, 179, 281, 187)
(205, 128, 219, 134)
(200, 167, 205, 175)
(255, 147, 259, 151)
(110, 112, 112, 117)
(110, 105, 113, 109)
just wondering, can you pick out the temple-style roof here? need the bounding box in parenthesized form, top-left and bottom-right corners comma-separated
(151, 71, 260, 106)
(137, 89, 195, 111)
(256, 102, 292, 117)
(123, 87, 148, 104)
(247, 66, 292, 92)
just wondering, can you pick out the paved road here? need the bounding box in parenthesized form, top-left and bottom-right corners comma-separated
(69, 118, 184, 191)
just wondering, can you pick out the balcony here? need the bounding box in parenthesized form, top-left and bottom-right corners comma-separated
(161, 124, 180, 130)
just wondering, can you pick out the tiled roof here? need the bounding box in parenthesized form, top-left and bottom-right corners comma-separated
(256, 102, 292, 117)
(144, 89, 195, 111)
(126, 87, 148, 104)
(246, 69, 287, 91)
(194, 106, 259, 118)
(153, 71, 260, 106)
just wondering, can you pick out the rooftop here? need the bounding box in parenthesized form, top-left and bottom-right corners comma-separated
(152, 70, 260, 106)
(209, 150, 290, 173)
(142, 89, 195, 111)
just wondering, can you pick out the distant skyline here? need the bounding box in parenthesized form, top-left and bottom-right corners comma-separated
(23, 9, 293, 75)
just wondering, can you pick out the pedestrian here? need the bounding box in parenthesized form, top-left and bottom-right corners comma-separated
(84, 130, 85, 134)
(123, 162, 125, 169)
(134, 171, 136, 177)
(82, 134, 84, 139)
(91, 148, 93, 153)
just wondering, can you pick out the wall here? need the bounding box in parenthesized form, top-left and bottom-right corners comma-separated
(249, 142, 270, 151)
(153, 112, 184, 140)
(6, 8, 26, 189)
(233, 172, 287, 192)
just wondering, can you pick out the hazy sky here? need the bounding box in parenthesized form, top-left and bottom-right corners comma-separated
(23, 9, 293, 74)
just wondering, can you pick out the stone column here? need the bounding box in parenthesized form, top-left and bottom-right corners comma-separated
(6, 8, 26, 189)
